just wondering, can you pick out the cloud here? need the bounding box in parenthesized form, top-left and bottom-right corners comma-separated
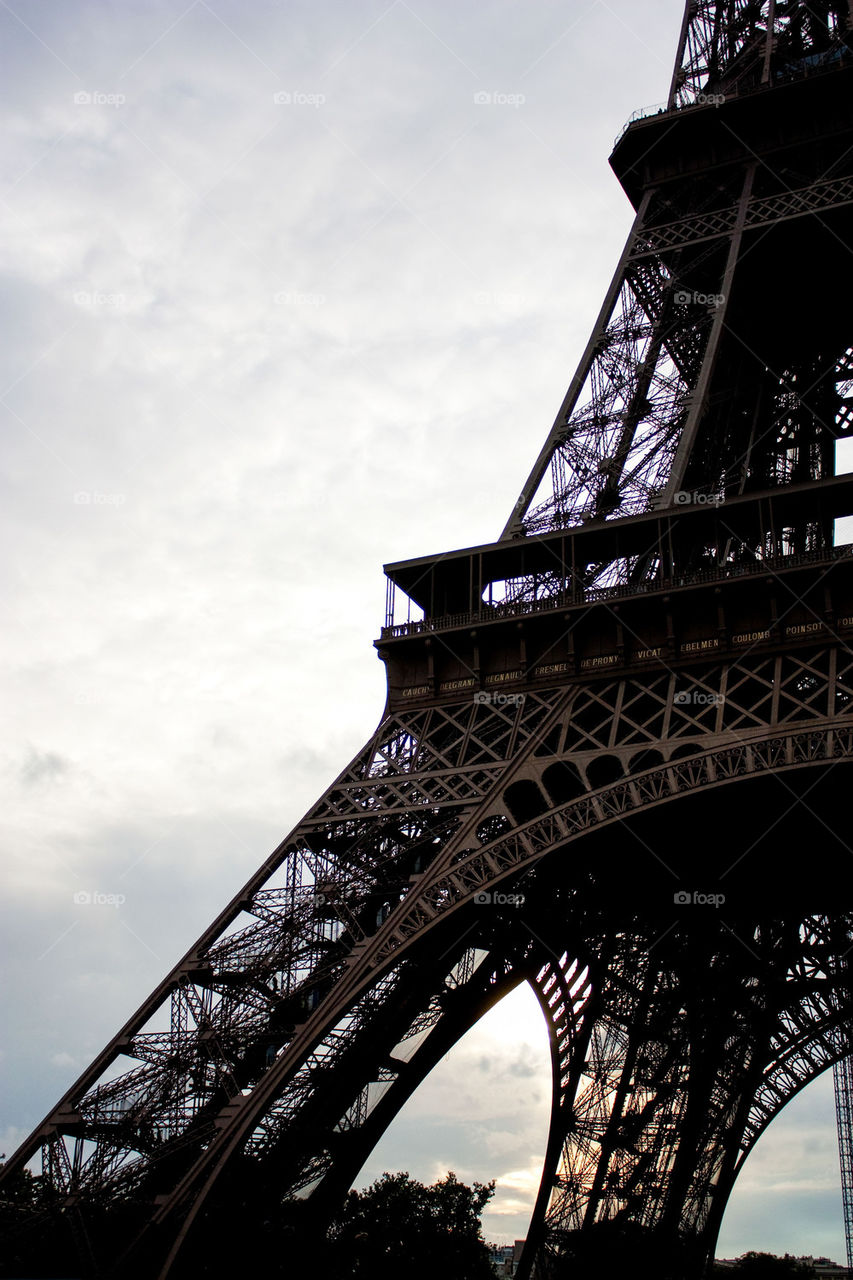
(19, 747, 70, 786)
(49, 1051, 76, 1070)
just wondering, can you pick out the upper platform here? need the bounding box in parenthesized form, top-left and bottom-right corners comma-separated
(382, 476, 853, 623)
(611, 55, 853, 205)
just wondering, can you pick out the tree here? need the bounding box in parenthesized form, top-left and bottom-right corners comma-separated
(0, 1162, 41, 1210)
(550, 1218, 694, 1280)
(325, 1170, 496, 1279)
(714, 1254, 817, 1279)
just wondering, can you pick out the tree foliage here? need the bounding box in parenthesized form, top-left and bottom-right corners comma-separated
(0, 1163, 42, 1209)
(714, 1254, 818, 1278)
(326, 1170, 496, 1279)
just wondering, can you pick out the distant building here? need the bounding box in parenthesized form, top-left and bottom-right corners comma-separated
(486, 1239, 525, 1276)
(714, 1257, 852, 1278)
(799, 1257, 852, 1279)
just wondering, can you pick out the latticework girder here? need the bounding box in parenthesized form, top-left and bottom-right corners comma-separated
(670, 1, 853, 109)
(501, 2, 853, 547)
(835, 1050, 853, 1268)
(3, 639, 853, 1277)
(3, 5, 853, 1279)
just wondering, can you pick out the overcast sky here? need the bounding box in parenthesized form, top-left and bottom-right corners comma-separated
(0, 0, 846, 1259)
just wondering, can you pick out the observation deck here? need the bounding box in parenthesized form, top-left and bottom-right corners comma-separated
(376, 478, 853, 710)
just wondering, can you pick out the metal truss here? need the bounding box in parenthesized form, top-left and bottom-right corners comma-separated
(502, 171, 853, 546)
(501, 192, 714, 543)
(632, 173, 853, 261)
(4, 641, 853, 1277)
(3, 5, 853, 1279)
(532, 912, 853, 1278)
(669, 1, 853, 109)
(835, 1049, 853, 1268)
(501, 1, 853, 549)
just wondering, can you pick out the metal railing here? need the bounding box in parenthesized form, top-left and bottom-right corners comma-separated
(612, 44, 852, 150)
(380, 544, 853, 641)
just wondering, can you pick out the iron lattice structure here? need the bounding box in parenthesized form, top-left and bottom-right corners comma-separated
(835, 1056, 853, 1268)
(3, 4, 853, 1278)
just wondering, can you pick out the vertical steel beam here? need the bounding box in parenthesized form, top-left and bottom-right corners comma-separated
(500, 190, 655, 539)
(834, 1055, 853, 1266)
(659, 164, 756, 506)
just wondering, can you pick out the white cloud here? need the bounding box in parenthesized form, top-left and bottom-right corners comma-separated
(48, 1051, 76, 1070)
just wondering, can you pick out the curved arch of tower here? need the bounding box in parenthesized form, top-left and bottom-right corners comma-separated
(3, 4, 853, 1278)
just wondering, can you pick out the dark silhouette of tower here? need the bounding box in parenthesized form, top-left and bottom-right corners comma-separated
(2, 4, 853, 1278)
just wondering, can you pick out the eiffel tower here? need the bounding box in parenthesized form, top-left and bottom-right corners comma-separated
(3, 4, 853, 1278)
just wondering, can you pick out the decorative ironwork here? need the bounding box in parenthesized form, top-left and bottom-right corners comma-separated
(2, 5, 853, 1278)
